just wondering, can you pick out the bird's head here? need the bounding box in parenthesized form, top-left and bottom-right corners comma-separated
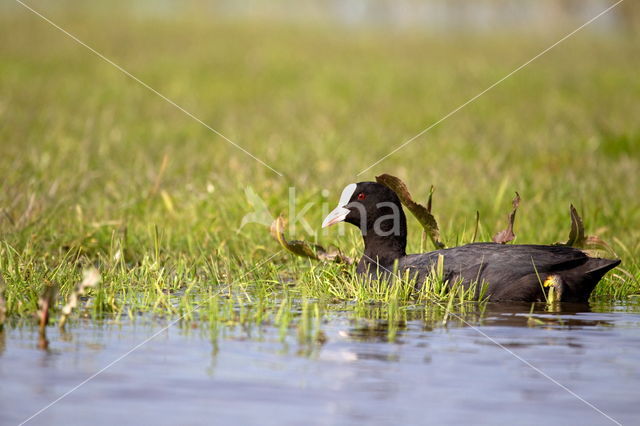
(322, 181, 405, 237)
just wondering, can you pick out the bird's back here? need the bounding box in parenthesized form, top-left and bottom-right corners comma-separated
(398, 242, 620, 302)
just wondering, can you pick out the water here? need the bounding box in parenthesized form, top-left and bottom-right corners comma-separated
(2, 301, 640, 425)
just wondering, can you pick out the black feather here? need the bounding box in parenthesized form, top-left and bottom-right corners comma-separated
(335, 182, 620, 303)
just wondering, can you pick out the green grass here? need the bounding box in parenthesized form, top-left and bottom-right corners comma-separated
(0, 7, 639, 335)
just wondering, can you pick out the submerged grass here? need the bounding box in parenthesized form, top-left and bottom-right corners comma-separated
(0, 7, 639, 342)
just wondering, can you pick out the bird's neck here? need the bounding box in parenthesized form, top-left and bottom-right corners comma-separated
(360, 214, 407, 270)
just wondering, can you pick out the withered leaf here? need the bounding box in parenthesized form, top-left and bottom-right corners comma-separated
(583, 235, 615, 254)
(566, 204, 586, 247)
(472, 210, 480, 243)
(59, 269, 101, 329)
(37, 282, 56, 333)
(561, 206, 615, 256)
(375, 174, 445, 249)
(492, 192, 520, 244)
(270, 216, 352, 264)
(426, 185, 434, 213)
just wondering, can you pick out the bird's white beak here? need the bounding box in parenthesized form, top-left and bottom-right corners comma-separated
(322, 206, 350, 228)
(322, 183, 356, 228)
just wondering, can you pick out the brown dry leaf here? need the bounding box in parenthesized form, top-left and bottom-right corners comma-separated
(59, 269, 101, 329)
(472, 210, 480, 243)
(562, 206, 616, 256)
(37, 280, 57, 350)
(584, 235, 614, 252)
(492, 192, 521, 244)
(566, 204, 586, 247)
(375, 174, 445, 249)
(426, 185, 434, 213)
(270, 216, 352, 264)
(37, 282, 56, 333)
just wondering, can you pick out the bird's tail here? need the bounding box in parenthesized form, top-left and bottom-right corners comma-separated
(585, 258, 621, 278)
(560, 257, 621, 302)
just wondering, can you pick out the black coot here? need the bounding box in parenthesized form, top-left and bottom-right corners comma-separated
(322, 182, 620, 302)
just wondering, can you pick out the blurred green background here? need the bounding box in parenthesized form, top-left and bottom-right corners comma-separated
(1, 0, 639, 305)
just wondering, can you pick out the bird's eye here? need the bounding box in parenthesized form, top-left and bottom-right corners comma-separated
(357, 193, 366, 200)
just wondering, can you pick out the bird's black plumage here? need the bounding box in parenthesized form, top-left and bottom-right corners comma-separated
(323, 182, 620, 302)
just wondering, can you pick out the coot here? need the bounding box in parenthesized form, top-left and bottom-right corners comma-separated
(322, 182, 620, 302)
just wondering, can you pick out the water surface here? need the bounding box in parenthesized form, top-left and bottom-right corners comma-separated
(2, 301, 639, 425)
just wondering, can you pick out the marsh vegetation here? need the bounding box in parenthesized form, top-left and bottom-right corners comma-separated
(0, 5, 639, 424)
